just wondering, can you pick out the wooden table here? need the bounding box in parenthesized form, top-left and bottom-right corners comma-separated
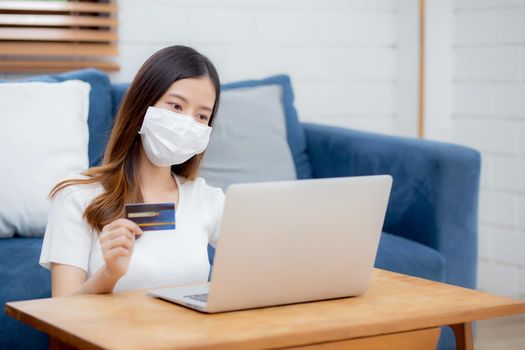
(6, 269, 525, 350)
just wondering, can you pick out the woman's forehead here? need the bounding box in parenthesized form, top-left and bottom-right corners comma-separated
(165, 77, 216, 104)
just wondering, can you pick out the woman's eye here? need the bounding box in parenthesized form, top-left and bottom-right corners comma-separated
(198, 114, 209, 121)
(171, 103, 182, 111)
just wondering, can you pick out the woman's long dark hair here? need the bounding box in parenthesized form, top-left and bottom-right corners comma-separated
(49, 45, 221, 232)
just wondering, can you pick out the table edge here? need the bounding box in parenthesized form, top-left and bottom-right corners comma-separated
(5, 296, 525, 350)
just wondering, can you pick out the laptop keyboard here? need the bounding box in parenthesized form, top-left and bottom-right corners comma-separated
(185, 293, 209, 303)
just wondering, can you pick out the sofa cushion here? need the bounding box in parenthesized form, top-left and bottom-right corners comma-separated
(0, 237, 50, 350)
(0, 80, 91, 238)
(375, 231, 446, 282)
(7, 68, 114, 167)
(200, 84, 297, 191)
(222, 75, 312, 180)
(111, 82, 130, 118)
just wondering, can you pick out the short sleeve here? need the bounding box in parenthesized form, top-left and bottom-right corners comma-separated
(208, 188, 226, 248)
(39, 185, 94, 272)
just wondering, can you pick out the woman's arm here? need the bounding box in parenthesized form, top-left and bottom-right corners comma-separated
(51, 263, 120, 297)
(50, 218, 143, 297)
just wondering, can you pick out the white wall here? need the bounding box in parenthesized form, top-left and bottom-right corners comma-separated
(113, 0, 417, 136)
(425, 0, 525, 298)
(453, 0, 525, 299)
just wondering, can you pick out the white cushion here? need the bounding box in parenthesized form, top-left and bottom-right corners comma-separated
(0, 80, 90, 237)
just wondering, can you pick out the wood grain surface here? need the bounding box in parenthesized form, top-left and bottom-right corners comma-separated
(6, 269, 525, 350)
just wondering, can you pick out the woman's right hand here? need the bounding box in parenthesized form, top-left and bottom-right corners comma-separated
(99, 218, 143, 280)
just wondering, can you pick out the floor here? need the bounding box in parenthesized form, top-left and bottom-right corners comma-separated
(475, 314, 525, 350)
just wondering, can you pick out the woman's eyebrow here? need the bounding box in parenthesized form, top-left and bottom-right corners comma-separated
(168, 93, 213, 112)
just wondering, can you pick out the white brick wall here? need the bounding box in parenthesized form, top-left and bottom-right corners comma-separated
(520, 196, 525, 229)
(521, 123, 525, 156)
(111, 0, 409, 135)
(450, 0, 525, 298)
(478, 191, 517, 227)
(455, 47, 521, 81)
(452, 118, 518, 154)
(0, 0, 417, 133)
(478, 260, 519, 297)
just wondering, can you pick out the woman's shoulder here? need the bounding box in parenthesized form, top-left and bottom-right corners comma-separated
(178, 175, 225, 200)
(52, 174, 105, 205)
(187, 176, 223, 192)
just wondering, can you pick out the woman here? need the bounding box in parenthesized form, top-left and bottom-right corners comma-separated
(39, 45, 225, 297)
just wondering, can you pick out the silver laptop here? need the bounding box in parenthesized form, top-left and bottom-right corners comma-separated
(146, 175, 392, 313)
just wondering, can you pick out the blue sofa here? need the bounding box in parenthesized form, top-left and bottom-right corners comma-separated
(0, 69, 480, 350)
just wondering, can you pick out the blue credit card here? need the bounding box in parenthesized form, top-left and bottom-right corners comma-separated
(125, 202, 176, 231)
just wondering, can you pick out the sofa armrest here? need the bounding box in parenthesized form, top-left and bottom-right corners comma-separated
(302, 122, 481, 289)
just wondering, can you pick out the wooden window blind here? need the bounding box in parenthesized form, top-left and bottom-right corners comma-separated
(0, 0, 119, 73)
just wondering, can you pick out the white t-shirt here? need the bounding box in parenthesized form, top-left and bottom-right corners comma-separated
(39, 172, 225, 292)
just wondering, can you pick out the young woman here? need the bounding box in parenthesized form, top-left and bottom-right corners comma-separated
(39, 45, 225, 297)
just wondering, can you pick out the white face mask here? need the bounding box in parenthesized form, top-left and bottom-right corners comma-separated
(138, 106, 212, 167)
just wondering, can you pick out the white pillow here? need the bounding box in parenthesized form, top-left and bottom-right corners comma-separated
(0, 80, 90, 237)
